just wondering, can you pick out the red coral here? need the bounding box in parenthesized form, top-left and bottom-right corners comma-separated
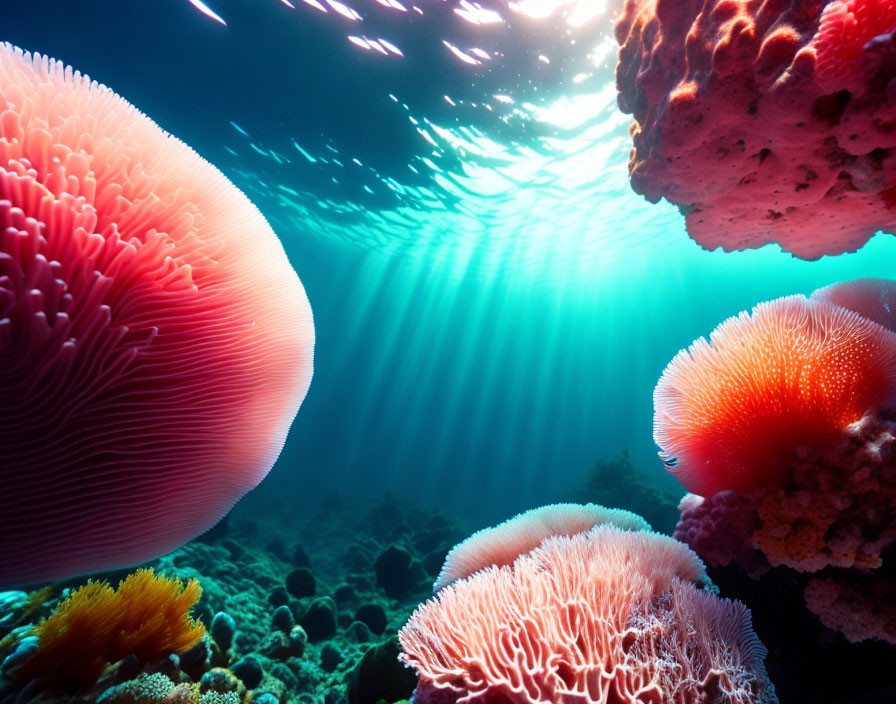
(400, 525, 776, 704)
(660, 280, 896, 643)
(615, 0, 896, 258)
(674, 414, 896, 574)
(654, 292, 896, 496)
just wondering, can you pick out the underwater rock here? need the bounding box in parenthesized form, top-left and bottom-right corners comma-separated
(400, 515, 776, 704)
(268, 663, 298, 692)
(345, 621, 374, 644)
(288, 626, 308, 658)
(0, 593, 27, 640)
(320, 644, 343, 673)
(0, 635, 38, 678)
(300, 598, 338, 642)
(346, 638, 417, 704)
(333, 585, 356, 605)
(563, 451, 681, 535)
(285, 569, 316, 599)
(253, 694, 280, 704)
(373, 546, 426, 600)
(267, 587, 291, 608)
(179, 637, 213, 681)
(230, 657, 264, 690)
(201, 667, 245, 695)
(292, 545, 312, 569)
(353, 605, 387, 636)
(211, 612, 237, 652)
(253, 672, 287, 702)
(271, 605, 295, 634)
(259, 631, 293, 661)
(615, 0, 896, 258)
(0, 43, 315, 588)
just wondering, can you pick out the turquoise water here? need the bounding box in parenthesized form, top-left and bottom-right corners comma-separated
(4, 3, 896, 704)
(7, 0, 896, 523)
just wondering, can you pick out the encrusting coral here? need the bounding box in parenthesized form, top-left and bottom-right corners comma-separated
(615, 0, 896, 258)
(13, 569, 205, 689)
(400, 506, 777, 704)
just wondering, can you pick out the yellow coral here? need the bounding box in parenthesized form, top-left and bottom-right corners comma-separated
(17, 569, 204, 689)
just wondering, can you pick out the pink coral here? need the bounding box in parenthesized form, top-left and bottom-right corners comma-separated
(399, 525, 777, 704)
(615, 0, 896, 258)
(0, 44, 314, 587)
(433, 503, 649, 591)
(803, 572, 896, 644)
(811, 277, 896, 332)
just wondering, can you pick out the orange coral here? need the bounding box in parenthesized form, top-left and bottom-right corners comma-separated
(16, 569, 204, 689)
(654, 295, 896, 497)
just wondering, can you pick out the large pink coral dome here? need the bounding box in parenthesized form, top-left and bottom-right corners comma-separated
(0, 44, 314, 586)
(400, 525, 776, 704)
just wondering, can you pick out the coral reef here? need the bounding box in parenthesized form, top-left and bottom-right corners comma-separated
(655, 280, 896, 700)
(615, 0, 896, 258)
(12, 570, 204, 689)
(675, 414, 896, 575)
(0, 42, 314, 587)
(0, 495, 464, 704)
(0, 485, 758, 704)
(655, 292, 896, 496)
(563, 450, 682, 534)
(433, 502, 649, 590)
(400, 522, 776, 704)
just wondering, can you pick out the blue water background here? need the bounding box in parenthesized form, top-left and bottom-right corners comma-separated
(6, 0, 896, 526)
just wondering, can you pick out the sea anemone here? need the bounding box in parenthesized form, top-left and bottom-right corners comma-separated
(0, 44, 314, 586)
(14, 569, 204, 689)
(400, 524, 776, 704)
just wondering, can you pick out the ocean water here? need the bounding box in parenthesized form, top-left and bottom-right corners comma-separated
(8, 0, 896, 522)
(3, 1, 896, 703)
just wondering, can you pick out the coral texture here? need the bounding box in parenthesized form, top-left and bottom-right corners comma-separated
(400, 525, 777, 704)
(615, 0, 896, 258)
(803, 571, 896, 645)
(0, 43, 315, 586)
(812, 277, 896, 332)
(15, 569, 204, 688)
(674, 414, 896, 574)
(433, 502, 649, 591)
(654, 293, 896, 496)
